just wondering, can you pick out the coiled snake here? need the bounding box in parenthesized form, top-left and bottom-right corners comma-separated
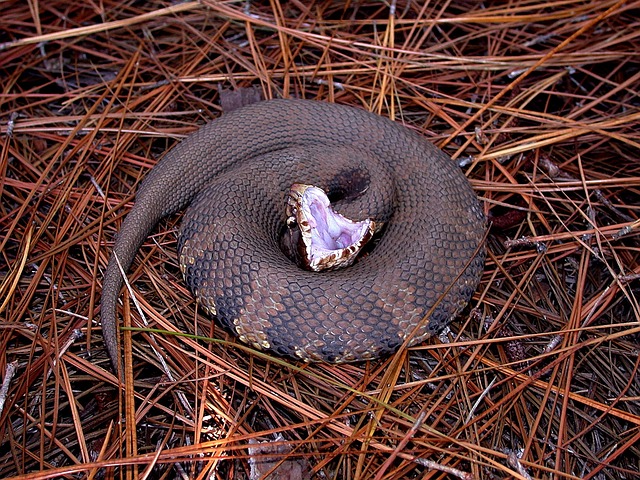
(101, 99, 485, 371)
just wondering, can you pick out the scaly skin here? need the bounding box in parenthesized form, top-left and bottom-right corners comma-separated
(101, 99, 485, 373)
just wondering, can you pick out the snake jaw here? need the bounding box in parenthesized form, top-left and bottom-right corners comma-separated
(286, 183, 375, 272)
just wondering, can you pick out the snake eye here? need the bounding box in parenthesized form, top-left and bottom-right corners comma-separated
(285, 183, 375, 272)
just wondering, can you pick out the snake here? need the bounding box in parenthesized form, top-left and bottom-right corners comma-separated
(101, 99, 485, 372)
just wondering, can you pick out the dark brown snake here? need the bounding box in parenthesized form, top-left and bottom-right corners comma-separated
(101, 99, 485, 371)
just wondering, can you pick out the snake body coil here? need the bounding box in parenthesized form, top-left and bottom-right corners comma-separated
(101, 99, 485, 370)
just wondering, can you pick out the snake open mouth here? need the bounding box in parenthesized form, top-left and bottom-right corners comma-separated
(285, 183, 375, 272)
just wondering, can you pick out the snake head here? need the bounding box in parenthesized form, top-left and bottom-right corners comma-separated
(285, 183, 375, 272)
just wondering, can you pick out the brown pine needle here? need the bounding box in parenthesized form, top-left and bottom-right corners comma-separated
(1, 1, 639, 479)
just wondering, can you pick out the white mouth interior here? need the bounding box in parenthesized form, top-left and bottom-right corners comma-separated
(289, 184, 374, 271)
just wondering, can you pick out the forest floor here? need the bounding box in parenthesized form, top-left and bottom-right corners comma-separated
(1, 1, 639, 479)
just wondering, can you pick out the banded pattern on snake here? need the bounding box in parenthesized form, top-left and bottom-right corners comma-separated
(101, 99, 485, 371)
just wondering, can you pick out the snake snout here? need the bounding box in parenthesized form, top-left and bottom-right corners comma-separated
(285, 183, 376, 272)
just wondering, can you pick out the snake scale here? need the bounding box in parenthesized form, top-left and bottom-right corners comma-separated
(101, 99, 485, 371)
